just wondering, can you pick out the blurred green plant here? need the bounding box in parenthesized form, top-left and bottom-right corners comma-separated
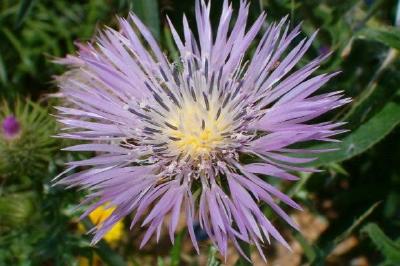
(0, 0, 130, 99)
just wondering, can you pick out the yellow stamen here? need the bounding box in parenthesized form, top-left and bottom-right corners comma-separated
(164, 97, 233, 158)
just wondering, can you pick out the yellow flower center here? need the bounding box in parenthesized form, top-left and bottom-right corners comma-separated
(163, 96, 233, 158)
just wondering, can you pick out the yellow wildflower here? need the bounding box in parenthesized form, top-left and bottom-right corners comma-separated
(78, 204, 124, 246)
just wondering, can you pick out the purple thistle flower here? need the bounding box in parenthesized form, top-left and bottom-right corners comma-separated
(55, 0, 350, 260)
(2, 115, 21, 138)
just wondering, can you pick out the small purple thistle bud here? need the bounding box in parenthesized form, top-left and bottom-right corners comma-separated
(2, 115, 21, 138)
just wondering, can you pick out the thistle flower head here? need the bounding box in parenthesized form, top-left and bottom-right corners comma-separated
(0, 99, 58, 178)
(55, 0, 349, 260)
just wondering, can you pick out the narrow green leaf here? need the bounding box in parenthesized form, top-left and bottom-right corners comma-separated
(235, 241, 252, 266)
(287, 172, 312, 197)
(131, 0, 160, 40)
(308, 93, 400, 166)
(361, 223, 400, 263)
(170, 230, 183, 266)
(95, 240, 127, 266)
(207, 246, 222, 266)
(334, 202, 381, 244)
(163, 26, 179, 61)
(0, 53, 7, 85)
(1, 27, 33, 72)
(293, 232, 318, 264)
(15, 0, 37, 28)
(357, 27, 400, 50)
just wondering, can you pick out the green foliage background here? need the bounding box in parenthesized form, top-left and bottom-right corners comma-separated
(0, 0, 399, 265)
